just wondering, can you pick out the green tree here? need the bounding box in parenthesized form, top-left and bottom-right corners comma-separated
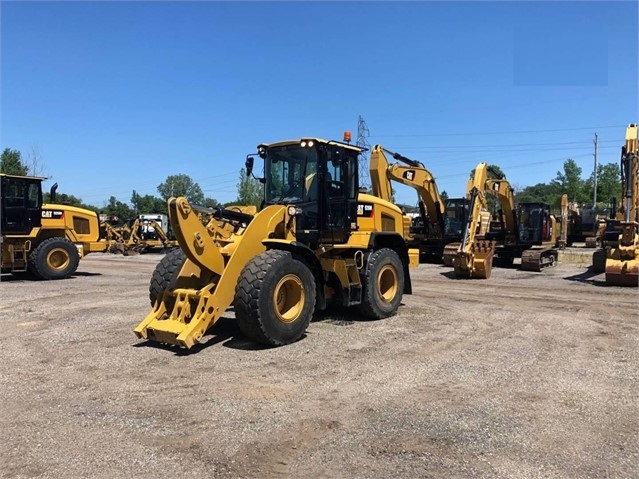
(232, 167, 263, 208)
(551, 159, 587, 204)
(157, 174, 205, 205)
(515, 182, 561, 208)
(469, 164, 505, 180)
(131, 190, 166, 215)
(202, 197, 220, 208)
(0, 148, 29, 175)
(586, 162, 620, 206)
(43, 191, 98, 211)
(440, 190, 449, 202)
(101, 196, 135, 223)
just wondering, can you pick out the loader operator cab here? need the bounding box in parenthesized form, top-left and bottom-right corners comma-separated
(0, 174, 43, 235)
(248, 138, 363, 248)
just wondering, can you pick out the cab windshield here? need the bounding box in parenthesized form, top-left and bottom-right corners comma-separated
(264, 144, 318, 204)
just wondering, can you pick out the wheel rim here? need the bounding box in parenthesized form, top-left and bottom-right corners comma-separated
(273, 274, 305, 324)
(377, 264, 398, 303)
(47, 248, 70, 271)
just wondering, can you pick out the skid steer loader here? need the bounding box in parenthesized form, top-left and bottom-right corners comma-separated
(134, 135, 420, 349)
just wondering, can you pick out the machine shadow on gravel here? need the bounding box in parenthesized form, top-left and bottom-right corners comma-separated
(563, 267, 608, 286)
(0, 271, 102, 282)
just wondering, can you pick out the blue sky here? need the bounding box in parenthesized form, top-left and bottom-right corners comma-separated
(1, 1, 637, 208)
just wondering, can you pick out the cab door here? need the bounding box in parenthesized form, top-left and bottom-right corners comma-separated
(1, 176, 42, 234)
(320, 148, 358, 244)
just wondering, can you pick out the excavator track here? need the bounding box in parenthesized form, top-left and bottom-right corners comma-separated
(520, 247, 558, 272)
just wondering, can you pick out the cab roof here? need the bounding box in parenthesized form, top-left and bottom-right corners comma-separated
(259, 138, 366, 153)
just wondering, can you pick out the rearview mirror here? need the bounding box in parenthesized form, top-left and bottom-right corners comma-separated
(245, 156, 254, 177)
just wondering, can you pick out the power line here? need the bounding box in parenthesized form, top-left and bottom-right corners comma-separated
(370, 124, 627, 138)
(384, 139, 619, 150)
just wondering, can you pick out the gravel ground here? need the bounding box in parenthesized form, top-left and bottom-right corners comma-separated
(0, 251, 637, 479)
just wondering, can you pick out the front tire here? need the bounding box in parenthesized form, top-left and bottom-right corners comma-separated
(28, 237, 80, 280)
(149, 248, 186, 305)
(234, 250, 316, 346)
(357, 248, 404, 319)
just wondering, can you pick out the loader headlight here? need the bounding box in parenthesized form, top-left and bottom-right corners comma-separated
(287, 205, 301, 217)
(300, 139, 315, 148)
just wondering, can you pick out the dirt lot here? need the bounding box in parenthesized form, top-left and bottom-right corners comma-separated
(1, 252, 637, 479)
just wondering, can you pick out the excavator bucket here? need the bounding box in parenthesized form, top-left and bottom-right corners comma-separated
(605, 225, 639, 287)
(453, 239, 494, 279)
(469, 239, 494, 279)
(605, 259, 639, 286)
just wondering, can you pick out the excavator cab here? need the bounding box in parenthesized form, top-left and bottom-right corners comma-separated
(443, 198, 470, 238)
(517, 202, 553, 245)
(258, 138, 361, 247)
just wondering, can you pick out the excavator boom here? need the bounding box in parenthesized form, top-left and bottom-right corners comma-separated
(605, 123, 639, 286)
(452, 162, 495, 279)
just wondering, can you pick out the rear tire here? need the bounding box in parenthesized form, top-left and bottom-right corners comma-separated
(28, 237, 80, 280)
(234, 250, 316, 346)
(149, 248, 186, 305)
(357, 248, 404, 319)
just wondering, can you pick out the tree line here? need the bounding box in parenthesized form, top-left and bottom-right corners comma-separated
(2, 147, 621, 221)
(1, 148, 262, 224)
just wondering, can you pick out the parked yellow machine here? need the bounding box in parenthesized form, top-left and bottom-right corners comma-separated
(1, 174, 107, 279)
(600, 123, 638, 286)
(451, 162, 495, 278)
(134, 135, 420, 349)
(368, 145, 470, 262)
(451, 163, 560, 279)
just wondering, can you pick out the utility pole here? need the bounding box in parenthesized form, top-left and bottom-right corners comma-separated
(357, 115, 371, 190)
(593, 133, 598, 206)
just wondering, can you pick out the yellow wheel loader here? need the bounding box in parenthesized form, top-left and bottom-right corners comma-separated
(600, 123, 638, 286)
(134, 135, 420, 349)
(1, 174, 107, 279)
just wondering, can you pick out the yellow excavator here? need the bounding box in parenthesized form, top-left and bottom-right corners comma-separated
(1, 175, 107, 279)
(451, 162, 495, 278)
(452, 163, 561, 278)
(134, 135, 420, 349)
(597, 123, 638, 286)
(369, 145, 469, 262)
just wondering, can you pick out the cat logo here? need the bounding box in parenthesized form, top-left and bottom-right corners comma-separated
(402, 170, 415, 181)
(357, 203, 374, 218)
(42, 210, 64, 219)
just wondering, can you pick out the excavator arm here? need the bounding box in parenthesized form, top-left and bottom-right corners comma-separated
(453, 163, 495, 278)
(605, 123, 639, 286)
(484, 177, 518, 244)
(369, 145, 445, 237)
